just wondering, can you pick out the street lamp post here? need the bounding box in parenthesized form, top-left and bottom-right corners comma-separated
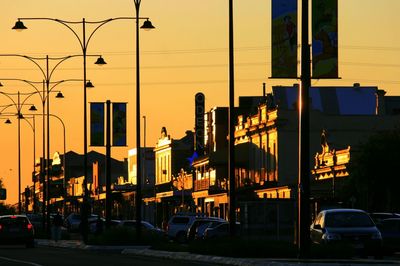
(0, 51, 101, 230)
(1, 77, 78, 232)
(2, 114, 37, 213)
(0, 91, 38, 213)
(134, 0, 155, 240)
(228, 0, 236, 236)
(13, 13, 154, 242)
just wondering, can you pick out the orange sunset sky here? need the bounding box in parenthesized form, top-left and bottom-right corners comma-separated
(1, 0, 399, 205)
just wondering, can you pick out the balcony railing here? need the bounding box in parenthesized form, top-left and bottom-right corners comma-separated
(194, 178, 210, 191)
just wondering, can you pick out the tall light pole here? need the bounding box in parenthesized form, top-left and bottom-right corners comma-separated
(13, 14, 154, 242)
(0, 52, 100, 232)
(228, 0, 236, 236)
(298, 0, 311, 258)
(134, 0, 155, 239)
(2, 114, 37, 213)
(0, 91, 38, 213)
(1, 77, 75, 232)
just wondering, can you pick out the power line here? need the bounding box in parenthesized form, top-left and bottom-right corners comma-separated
(1, 60, 399, 72)
(2, 44, 398, 57)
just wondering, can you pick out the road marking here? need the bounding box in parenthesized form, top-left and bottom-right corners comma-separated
(0, 256, 43, 266)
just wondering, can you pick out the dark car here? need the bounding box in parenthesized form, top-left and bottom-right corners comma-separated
(310, 209, 382, 257)
(203, 221, 241, 240)
(0, 215, 35, 248)
(376, 218, 400, 254)
(88, 218, 121, 233)
(118, 220, 164, 236)
(186, 217, 226, 241)
(25, 213, 44, 231)
(64, 213, 98, 232)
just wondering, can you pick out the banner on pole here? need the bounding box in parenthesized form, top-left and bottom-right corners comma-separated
(271, 0, 298, 78)
(112, 103, 127, 146)
(90, 103, 105, 146)
(312, 0, 338, 78)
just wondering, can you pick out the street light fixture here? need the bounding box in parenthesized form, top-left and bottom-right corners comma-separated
(0, 91, 38, 213)
(13, 11, 154, 242)
(1, 78, 72, 231)
(0, 52, 102, 230)
(3, 114, 37, 213)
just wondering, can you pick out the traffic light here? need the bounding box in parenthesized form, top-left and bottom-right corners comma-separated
(0, 188, 6, 200)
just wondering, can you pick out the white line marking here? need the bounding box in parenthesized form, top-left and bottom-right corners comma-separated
(0, 256, 44, 266)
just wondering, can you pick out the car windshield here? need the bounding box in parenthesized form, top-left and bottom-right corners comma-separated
(0, 216, 29, 226)
(325, 212, 374, 227)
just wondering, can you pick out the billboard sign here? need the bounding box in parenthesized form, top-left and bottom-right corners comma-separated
(271, 0, 298, 78)
(112, 103, 127, 146)
(90, 103, 105, 146)
(312, 0, 338, 78)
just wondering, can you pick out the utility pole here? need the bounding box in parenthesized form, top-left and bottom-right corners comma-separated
(298, 0, 311, 258)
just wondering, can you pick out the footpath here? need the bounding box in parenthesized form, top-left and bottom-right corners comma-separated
(36, 239, 400, 266)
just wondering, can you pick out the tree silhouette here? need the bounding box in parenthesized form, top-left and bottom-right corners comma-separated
(341, 129, 400, 212)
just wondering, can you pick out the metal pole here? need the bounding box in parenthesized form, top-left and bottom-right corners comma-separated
(46, 56, 51, 236)
(105, 100, 112, 229)
(32, 116, 36, 213)
(298, 0, 311, 258)
(17, 92, 22, 214)
(42, 81, 46, 231)
(134, 0, 142, 240)
(228, 0, 236, 236)
(82, 18, 89, 244)
(63, 119, 66, 217)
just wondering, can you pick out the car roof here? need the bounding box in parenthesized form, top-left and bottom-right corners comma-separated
(382, 218, 400, 222)
(0, 214, 28, 218)
(321, 208, 367, 214)
(370, 212, 400, 216)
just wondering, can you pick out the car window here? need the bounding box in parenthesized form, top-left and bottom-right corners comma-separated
(325, 212, 374, 227)
(217, 224, 228, 232)
(0, 217, 29, 226)
(382, 220, 400, 231)
(123, 221, 136, 227)
(171, 217, 189, 224)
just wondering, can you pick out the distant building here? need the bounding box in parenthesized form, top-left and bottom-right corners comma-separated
(234, 84, 400, 201)
(153, 128, 194, 226)
(28, 150, 127, 215)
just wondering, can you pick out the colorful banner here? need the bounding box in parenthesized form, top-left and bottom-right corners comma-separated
(312, 0, 338, 78)
(90, 103, 105, 146)
(112, 103, 127, 146)
(271, 0, 298, 78)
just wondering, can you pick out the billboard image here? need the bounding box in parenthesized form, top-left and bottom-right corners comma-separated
(112, 103, 127, 146)
(90, 102, 105, 146)
(271, 0, 298, 78)
(312, 0, 338, 78)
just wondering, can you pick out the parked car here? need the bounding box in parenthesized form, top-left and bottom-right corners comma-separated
(203, 221, 240, 239)
(376, 218, 400, 254)
(0, 215, 35, 248)
(118, 220, 164, 236)
(64, 213, 98, 232)
(310, 209, 382, 257)
(88, 218, 121, 233)
(166, 212, 202, 243)
(25, 213, 44, 231)
(186, 217, 226, 241)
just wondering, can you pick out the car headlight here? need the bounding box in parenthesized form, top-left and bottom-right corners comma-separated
(322, 233, 341, 241)
(371, 231, 382, 240)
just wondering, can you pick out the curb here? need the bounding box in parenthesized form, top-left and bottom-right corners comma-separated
(37, 240, 400, 265)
